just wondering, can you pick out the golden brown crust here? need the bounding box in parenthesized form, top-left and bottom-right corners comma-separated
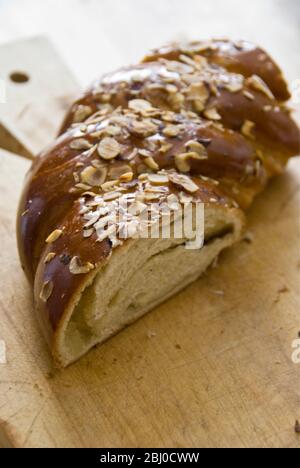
(17, 38, 300, 345)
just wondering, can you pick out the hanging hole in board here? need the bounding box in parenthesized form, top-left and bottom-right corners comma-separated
(9, 72, 30, 84)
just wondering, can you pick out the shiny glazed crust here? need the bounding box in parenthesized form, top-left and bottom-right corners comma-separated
(17, 39, 300, 366)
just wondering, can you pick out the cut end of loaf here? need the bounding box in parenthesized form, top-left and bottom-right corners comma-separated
(51, 205, 244, 367)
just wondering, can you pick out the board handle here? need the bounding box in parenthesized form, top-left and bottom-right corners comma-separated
(0, 36, 80, 159)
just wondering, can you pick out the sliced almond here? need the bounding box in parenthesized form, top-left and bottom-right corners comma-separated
(84, 212, 100, 228)
(69, 256, 94, 275)
(185, 140, 208, 157)
(81, 166, 107, 186)
(70, 138, 93, 151)
(40, 280, 54, 303)
(130, 119, 158, 137)
(46, 229, 63, 244)
(144, 157, 159, 171)
(144, 185, 168, 194)
(75, 183, 92, 191)
(169, 173, 199, 193)
(44, 252, 56, 264)
(73, 105, 93, 123)
(94, 215, 113, 231)
(90, 129, 105, 139)
(129, 99, 153, 113)
(137, 173, 148, 181)
(138, 149, 152, 158)
(241, 120, 255, 139)
(175, 152, 207, 173)
(246, 75, 274, 100)
(165, 60, 194, 74)
(163, 125, 180, 137)
(108, 164, 132, 180)
(103, 191, 121, 201)
(186, 83, 209, 112)
(148, 173, 169, 185)
(126, 148, 139, 161)
(168, 92, 185, 111)
(143, 192, 161, 201)
(243, 90, 255, 100)
(119, 172, 134, 182)
(97, 225, 116, 242)
(101, 180, 120, 191)
(98, 137, 120, 160)
(225, 81, 243, 93)
(161, 111, 177, 123)
(179, 54, 197, 67)
(105, 125, 122, 136)
(159, 142, 172, 153)
(203, 108, 222, 121)
(83, 228, 94, 238)
(166, 84, 178, 94)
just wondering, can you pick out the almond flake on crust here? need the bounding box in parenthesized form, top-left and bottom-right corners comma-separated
(70, 139, 93, 151)
(169, 173, 199, 193)
(224, 81, 243, 93)
(73, 105, 93, 123)
(148, 174, 169, 185)
(46, 229, 63, 244)
(246, 74, 275, 100)
(186, 83, 209, 112)
(98, 137, 121, 160)
(185, 140, 208, 157)
(130, 119, 158, 137)
(119, 172, 134, 182)
(241, 120, 255, 139)
(40, 280, 54, 302)
(44, 252, 56, 264)
(144, 157, 159, 171)
(129, 99, 153, 113)
(163, 125, 181, 137)
(69, 256, 95, 275)
(243, 90, 255, 100)
(203, 108, 222, 121)
(175, 152, 207, 173)
(81, 166, 107, 186)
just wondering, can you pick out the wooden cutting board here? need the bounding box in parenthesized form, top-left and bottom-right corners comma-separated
(0, 148, 299, 448)
(0, 37, 299, 449)
(0, 36, 79, 159)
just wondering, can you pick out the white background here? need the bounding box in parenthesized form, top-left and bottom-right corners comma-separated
(0, 0, 299, 87)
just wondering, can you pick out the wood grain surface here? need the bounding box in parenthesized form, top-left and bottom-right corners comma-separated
(0, 0, 299, 448)
(0, 147, 299, 448)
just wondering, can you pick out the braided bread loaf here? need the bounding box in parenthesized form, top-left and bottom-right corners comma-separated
(17, 39, 299, 367)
